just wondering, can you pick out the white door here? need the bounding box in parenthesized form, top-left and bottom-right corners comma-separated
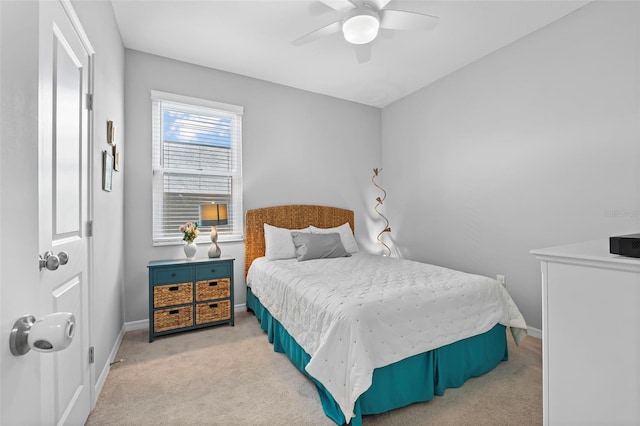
(38, 1, 92, 424)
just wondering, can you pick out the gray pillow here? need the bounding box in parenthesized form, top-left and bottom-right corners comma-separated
(290, 232, 351, 261)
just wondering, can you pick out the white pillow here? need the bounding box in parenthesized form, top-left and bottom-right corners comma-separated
(309, 222, 359, 254)
(264, 223, 310, 260)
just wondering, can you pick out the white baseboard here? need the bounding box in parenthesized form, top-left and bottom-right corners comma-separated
(527, 326, 542, 339)
(93, 323, 127, 407)
(124, 319, 148, 331)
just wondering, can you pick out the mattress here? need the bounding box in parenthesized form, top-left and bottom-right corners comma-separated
(246, 252, 527, 422)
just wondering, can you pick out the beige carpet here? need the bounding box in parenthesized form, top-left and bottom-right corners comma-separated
(86, 311, 542, 425)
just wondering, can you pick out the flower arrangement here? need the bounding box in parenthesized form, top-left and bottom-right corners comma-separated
(179, 221, 199, 242)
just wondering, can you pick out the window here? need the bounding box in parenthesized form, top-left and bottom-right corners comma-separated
(151, 90, 243, 245)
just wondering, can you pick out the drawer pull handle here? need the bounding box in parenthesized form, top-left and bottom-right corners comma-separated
(169, 309, 179, 315)
(211, 269, 215, 273)
(171, 273, 176, 277)
(209, 303, 218, 308)
(168, 286, 179, 291)
(209, 281, 218, 287)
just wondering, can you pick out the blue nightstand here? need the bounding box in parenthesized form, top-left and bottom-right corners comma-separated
(147, 257, 234, 342)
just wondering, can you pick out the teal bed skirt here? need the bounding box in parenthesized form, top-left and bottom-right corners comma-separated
(246, 288, 508, 426)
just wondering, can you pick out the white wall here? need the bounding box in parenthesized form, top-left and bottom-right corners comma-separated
(381, 1, 640, 330)
(71, 0, 125, 401)
(124, 50, 381, 322)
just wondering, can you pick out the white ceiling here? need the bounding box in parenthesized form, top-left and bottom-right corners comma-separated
(111, 0, 588, 108)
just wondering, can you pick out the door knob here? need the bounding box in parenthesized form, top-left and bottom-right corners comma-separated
(39, 251, 68, 271)
(58, 251, 69, 266)
(9, 312, 75, 356)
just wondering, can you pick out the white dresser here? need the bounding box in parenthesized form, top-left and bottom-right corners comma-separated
(532, 240, 640, 425)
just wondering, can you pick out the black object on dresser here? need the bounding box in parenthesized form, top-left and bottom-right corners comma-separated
(147, 257, 234, 342)
(610, 233, 640, 258)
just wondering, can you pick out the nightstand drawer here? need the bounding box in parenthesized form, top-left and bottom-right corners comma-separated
(154, 306, 194, 332)
(153, 282, 193, 308)
(196, 300, 231, 325)
(153, 267, 193, 285)
(196, 262, 231, 280)
(195, 278, 230, 302)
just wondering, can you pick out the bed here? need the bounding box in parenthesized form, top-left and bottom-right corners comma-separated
(244, 205, 527, 425)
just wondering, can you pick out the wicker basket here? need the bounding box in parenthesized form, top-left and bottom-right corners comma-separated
(196, 278, 231, 302)
(154, 306, 193, 332)
(153, 282, 193, 308)
(196, 300, 231, 324)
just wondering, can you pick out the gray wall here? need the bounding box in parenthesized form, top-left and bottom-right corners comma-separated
(381, 1, 640, 330)
(124, 50, 381, 322)
(71, 0, 126, 402)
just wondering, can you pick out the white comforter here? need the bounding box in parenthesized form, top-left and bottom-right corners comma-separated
(247, 252, 527, 423)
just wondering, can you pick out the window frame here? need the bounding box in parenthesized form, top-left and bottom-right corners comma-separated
(151, 90, 244, 246)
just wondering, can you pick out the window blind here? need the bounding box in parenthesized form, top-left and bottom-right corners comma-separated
(151, 91, 243, 245)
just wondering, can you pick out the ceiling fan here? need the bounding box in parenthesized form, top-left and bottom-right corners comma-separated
(293, 0, 439, 63)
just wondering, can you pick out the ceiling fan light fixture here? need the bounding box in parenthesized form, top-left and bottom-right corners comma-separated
(342, 9, 380, 45)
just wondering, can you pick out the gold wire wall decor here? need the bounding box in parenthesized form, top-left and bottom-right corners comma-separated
(372, 168, 391, 256)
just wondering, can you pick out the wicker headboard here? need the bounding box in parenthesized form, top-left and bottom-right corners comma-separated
(244, 205, 355, 277)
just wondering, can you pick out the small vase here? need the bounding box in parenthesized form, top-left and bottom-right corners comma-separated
(184, 241, 197, 259)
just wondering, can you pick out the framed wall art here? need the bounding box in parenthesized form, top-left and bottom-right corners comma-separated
(112, 144, 120, 172)
(103, 150, 113, 191)
(107, 120, 115, 145)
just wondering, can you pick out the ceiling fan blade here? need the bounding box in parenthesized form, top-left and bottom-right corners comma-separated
(368, 0, 392, 11)
(308, 1, 334, 16)
(355, 43, 371, 64)
(379, 9, 439, 31)
(318, 0, 355, 11)
(292, 21, 342, 46)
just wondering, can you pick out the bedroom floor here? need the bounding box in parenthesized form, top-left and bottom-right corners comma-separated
(86, 311, 542, 425)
